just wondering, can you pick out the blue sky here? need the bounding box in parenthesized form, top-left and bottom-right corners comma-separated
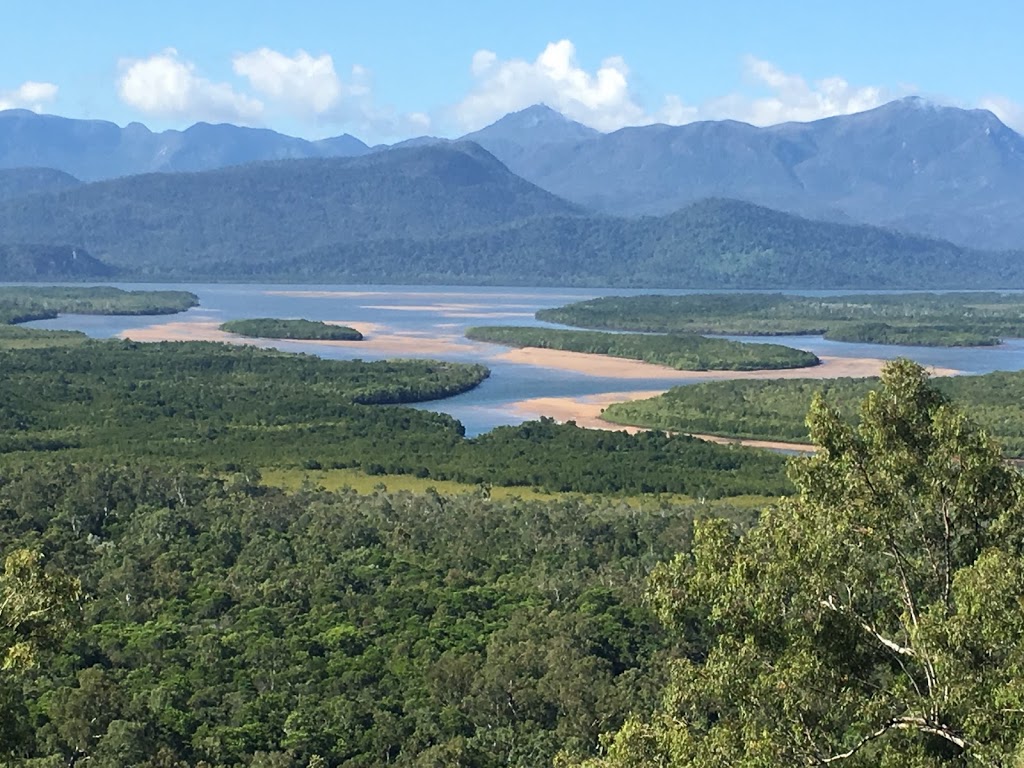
(3, 0, 1022, 141)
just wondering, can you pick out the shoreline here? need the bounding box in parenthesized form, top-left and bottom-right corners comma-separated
(495, 347, 960, 381)
(506, 391, 818, 452)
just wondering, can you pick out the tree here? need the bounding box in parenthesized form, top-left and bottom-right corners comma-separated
(573, 360, 1024, 767)
(0, 548, 81, 757)
(1, 548, 80, 671)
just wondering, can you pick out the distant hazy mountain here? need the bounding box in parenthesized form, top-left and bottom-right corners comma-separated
(0, 142, 1015, 288)
(0, 168, 81, 200)
(0, 110, 371, 180)
(0, 142, 582, 276)
(460, 104, 600, 177)
(5, 99, 1024, 248)
(470, 98, 1024, 249)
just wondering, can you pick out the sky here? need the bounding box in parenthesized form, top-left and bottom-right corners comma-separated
(2, 0, 1022, 142)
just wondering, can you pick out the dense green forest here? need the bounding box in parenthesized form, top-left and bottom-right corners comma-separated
(465, 326, 818, 370)
(4, 362, 1023, 765)
(0, 143, 1017, 287)
(537, 292, 1024, 346)
(575, 361, 1024, 766)
(0, 286, 199, 349)
(0, 286, 199, 325)
(0, 341, 789, 497)
(601, 367, 1024, 457)
(222, 319, 363, 341)
(0, 460, 752, 767)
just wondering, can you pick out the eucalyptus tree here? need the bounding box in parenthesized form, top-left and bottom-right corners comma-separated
(573, 360, 1024, 766)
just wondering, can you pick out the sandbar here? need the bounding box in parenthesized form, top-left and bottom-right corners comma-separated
(118, 319, 479, 357)
(508, 391, 817, 452)
(495, 348, 959, 380)
(264, 290, 587, 301)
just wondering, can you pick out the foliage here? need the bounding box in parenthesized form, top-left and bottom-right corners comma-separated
(0, 341, 789, 497)
(0, 325, 87, 350)
(538, 292, 1024, 346)
(602, 369, 1024, 458)
(0, 460, 759, 766)
(0, 550, 81, 672)
(573, 360, 1024, 766)
(0, 285, 198, 349)
(465, 326, 818, 371)
(222, 318, 363, 341)
(0, 286, 199, 323)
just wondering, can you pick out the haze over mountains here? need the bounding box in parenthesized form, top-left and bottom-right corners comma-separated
(1, 97, 1023, 285)
(0, 140, 1017, 288)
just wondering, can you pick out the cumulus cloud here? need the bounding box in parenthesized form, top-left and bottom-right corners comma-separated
(117, 49, 264, 123)
(454, 40, 656, 131)
(233, 48, 342, 116)
(452, 42, 890, 133)
(116, 47, 428, 138)
(0, 81, 59, 112)
(978, 96, 1024, 132)
(710, 56, 887, 125)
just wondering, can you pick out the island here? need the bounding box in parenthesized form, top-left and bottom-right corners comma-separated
(536, 292, 1024, 347)
(221, 317, 364, 341)
(465, 325, 819, 371)
(0, 286, 200, 349)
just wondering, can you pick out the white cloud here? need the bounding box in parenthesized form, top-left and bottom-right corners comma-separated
(0, 81, 59, 112)
(233, 48, 342, 116)
(456, 40, 662, 131)
(714, 56, 887, 125)
(978, 96, 1024, 132)
(452, 42, 890, 133)
(117, 49, 263, 123)
(115, 47, 428, 139)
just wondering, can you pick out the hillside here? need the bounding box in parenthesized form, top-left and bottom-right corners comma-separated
(0, 167, 81, 200)
(0, 143, 583, 277)
(484, 98, 1024, 249)
(254, 199, 1002, 288)
(0, 244, 115, 280)
(0, 144, 1010, 286)
(6, 99, 1024, 249)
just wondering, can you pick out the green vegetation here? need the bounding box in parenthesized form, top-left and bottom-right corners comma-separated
(0, 325, 87, 349)
(576, 361, 1024, 766)
(222, 317, 363, 341)
(538, 292, 1024, 346)
(0, 285, 199, 350)
(4, 361, 1023, 765)
(0, 144, 1016, 287)
(0, 459, 757, 767)
(602, 368, 1024, 457)
(465, 325, 818, 371)
(0, 285, 199, 325)
(0, 341, 789, 497)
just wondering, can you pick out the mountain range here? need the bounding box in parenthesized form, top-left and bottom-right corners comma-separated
(3, 98, 1024, 251)
(0, 139, 1017, 288)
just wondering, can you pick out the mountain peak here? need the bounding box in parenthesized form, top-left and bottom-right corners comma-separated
(460, 104, 600, 156)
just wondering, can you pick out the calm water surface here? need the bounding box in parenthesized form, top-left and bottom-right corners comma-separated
(22, 283, 1024, 435)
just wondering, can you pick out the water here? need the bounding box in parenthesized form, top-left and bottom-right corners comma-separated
(20, 283, 1024, 435)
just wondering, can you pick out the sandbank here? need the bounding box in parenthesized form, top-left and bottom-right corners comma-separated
(508, 391, 817, 453)
(264, 289, 587, 301)
(118, 319, 479, 357)
(495, 349, 959, 380)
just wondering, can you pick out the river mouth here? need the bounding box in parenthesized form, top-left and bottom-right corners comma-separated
(17, 282, 1024, 436)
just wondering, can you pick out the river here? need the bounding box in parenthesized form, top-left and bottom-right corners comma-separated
(21, 283, 1024, 436)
